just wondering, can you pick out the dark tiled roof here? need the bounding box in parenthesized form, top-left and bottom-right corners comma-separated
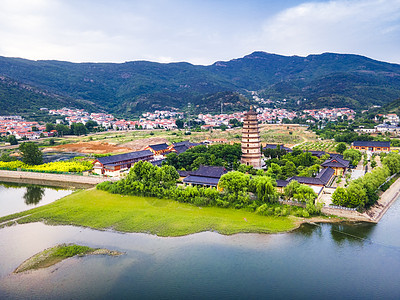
(263, 144, 291, 151)
(173, 141, 203, 148)
(190, 165, 227, 178)
(276, 179, 289, 187)
(183, 175, 220, 187)
(151, 159, 164, 166)
(96, 150, 153, 165)
(321, 156, 350, 168)
(306, 150, 326, 158)
(352, 141, 390, 148)
(173, 144, 190, 154)
(289, 176, 325, 186)
(328, 153, 344, 160)
(148, 143, 169, 151)
(315, 167, 335, 185)
(178, 170, 190, 177)
(288, 167, 334, 186)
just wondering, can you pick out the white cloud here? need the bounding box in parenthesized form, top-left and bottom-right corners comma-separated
(256, 0, 400, 62)
(0, 0, 399, 64)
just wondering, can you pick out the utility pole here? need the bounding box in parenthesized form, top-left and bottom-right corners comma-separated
(187, 102, 191, 129)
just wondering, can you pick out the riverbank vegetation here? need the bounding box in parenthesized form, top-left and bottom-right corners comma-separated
(165, 143, 241, 171)
(332, 152, 400, 208)
(0, 189, 298, 236)
(13, 243, 123, 273)
(97, 161, 320, 217)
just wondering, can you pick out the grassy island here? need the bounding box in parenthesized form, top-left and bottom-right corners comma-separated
(0, 189, 298, 236)
(14, 243, 124, 273)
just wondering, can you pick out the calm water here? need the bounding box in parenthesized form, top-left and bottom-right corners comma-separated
(0, 181, 73, 217)
(0, 186, 399, 299)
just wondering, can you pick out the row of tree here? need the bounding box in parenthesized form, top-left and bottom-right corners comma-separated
(165, 143, 242, 171)
(332, 152, 400, 208)
(97, 161, 321, 216)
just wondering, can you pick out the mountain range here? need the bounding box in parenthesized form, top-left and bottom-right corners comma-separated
(0, 51, 399, 116)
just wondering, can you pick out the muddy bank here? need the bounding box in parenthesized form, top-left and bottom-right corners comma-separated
(14, 243, 124, 274)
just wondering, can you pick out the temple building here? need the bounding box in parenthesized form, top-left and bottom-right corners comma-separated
(241, 107, 262, 168)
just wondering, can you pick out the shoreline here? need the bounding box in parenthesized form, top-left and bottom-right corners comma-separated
(13, 243, 124, 274)
(0, 170, 117, 188)
(363, 176, 400, 222)
(320, 177, 400, 223)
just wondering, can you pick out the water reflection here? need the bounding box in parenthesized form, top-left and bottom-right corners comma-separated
(0, 181, 73, 217)
(330, 222, 376, 246)
(23, 186, 45, 205)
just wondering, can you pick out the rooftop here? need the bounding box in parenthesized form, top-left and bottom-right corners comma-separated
(147, 143, 170, 151)
(352, 141, 390, 147)
(96, 150, 153, 165)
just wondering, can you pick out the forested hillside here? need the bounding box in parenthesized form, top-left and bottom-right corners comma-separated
(0, 52, 399, 115)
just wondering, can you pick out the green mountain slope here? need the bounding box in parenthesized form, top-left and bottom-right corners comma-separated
(0, 52, 399, 115)
(0, 76, 96, 114)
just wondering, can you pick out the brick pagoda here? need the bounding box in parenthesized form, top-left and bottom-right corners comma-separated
(241, 107, 262, 168)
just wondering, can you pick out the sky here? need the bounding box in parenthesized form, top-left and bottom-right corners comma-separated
(0, 0, 399, 65)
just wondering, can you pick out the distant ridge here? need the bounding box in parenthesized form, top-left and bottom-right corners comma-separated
(0, 51, 399, 115)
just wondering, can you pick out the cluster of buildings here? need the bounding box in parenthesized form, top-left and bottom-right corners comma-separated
(198, 107, 296, 130)
(302, 108, 356, 121)
(48, 108, 115, 127)
(91, 107, 394, 201)
(48, 108, 180, 130)
(0, 116, 51, 140)
(92, 141, 202, 177)
(355, 114, 400, 135)
(198, 112, 245, 129)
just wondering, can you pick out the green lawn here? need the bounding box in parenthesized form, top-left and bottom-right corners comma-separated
(0, 189, 297, 236)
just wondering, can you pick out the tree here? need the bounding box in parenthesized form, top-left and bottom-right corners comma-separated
(219, 171, 250, 195)
(55, 124, 70, 136)
(46, 123, 55, 132)
(0, 153, 18, 162)
(175, 119, 184, 129)
(332, 187, 348, 207)
(266, 163, 282, 179)
(343, 149, 362, 166)
(335, 142, 347, 154)
(71, 123, 88, 136)
(85, 120, 98, 132)
(281, 161, 297, 178)
(19, 142, 43, 165)
(382, 153, 400, 175)
(284, 180, 300, 199)
(250, 176, 277, 203)
(293, 185, 317, 202)
(346, 183, 367, 208)
(7, 135, 18, 145)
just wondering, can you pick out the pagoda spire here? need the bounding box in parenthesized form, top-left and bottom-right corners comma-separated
(241, 107, 262, 168)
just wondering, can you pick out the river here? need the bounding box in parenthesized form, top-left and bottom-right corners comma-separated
(0, 183, 399, 299)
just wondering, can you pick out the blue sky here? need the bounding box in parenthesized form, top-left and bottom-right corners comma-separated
(0, 0, 399, 64)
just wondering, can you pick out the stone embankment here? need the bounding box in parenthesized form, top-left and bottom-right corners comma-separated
(321, 177, 400, 223)
(364, 176, 400, 222)
(0, 170, 118, 188)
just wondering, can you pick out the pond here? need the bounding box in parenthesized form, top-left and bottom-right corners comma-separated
(0, 181, 73, 217)
(0, 185, 399, 299)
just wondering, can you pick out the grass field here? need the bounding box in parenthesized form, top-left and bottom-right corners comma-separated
(0, 189, 297, 236)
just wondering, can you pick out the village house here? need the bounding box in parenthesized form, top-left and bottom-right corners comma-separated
(144, 143, 175, 159)
(92, 150, 154, 177)
(320, 155, 350, 175)
(172, 141, 202, 154)
(351, 141, 390, 152)
(182, 165, 227, 188)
